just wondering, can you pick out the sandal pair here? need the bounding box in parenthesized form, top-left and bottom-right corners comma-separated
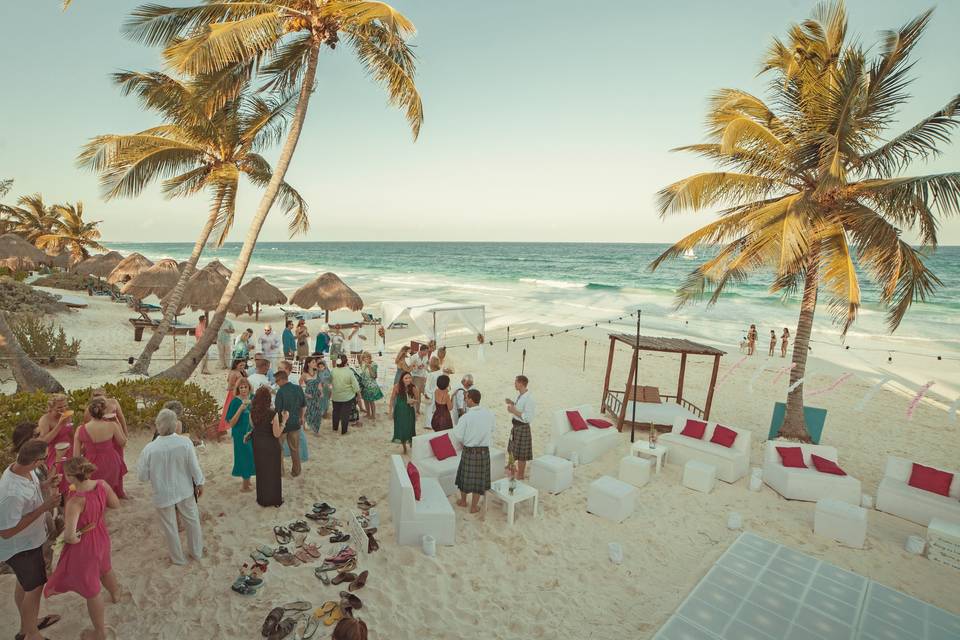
(314, 601, 343, 626)
(274, 526, 292, 545)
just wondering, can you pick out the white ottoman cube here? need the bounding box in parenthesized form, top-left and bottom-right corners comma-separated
(814, 498, 867, 548)
(618, 456, 651, 488)
(529, 455, 574, 494)
(682, 460, 717, 494)
(587, 476, 637, 523)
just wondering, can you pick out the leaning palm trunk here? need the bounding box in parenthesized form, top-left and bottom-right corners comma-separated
(155, 47, 320, 381)
(129, 202, 219, 375)
(0, 313, 64, 393)
(779, 252, 820, 442)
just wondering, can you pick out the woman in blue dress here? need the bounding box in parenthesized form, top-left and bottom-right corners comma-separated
(225, 378, 256, 491)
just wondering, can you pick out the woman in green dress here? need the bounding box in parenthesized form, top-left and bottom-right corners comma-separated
(225, 378, 256, 491)
(390, 371, 419, 454)
(302, 356, 324, 434)
(317, 359, 333, 418)
(359, 352, 384, 421)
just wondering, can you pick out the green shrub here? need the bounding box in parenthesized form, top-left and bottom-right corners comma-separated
(0, 267, 27, 281)
(9, 314, 81, 367)
(33, 272, 111, 293)
(0, 276, 67, 316)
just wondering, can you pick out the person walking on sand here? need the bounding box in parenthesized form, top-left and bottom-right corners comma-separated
(768, 330, 777, 357)
(194, 314, 211, 374)
(248, 387, 284, 508)
(746, 324, 758, 356)
(44, 457, 120, 640)
(393, 346, 412, 385)
(273, 370, 306, 476)
(506, 375, 535, 481)
(453, 389, 495, 513)
(390, 372, 418, 454)
(216, 316, 235, 369)
(74, 398, 127, 499)
(359, 352, 384, 421)
(295, 319, 310, 360)
(781, 328, 790, 357)
(282, 320, 297, 361)
(330, 354, 361, 435)
(0, 440, 62, 640)
(259, 324, 281, 370)
(136, 409, 204, 566)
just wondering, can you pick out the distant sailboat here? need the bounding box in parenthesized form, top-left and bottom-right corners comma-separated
(683, 247, 697, 259)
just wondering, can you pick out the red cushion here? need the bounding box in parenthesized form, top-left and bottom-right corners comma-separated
(566, 410, 589, 431)
(406, 461, 422, 501)
(776, 446, 807, 469)
(586, 418, 612, 429)
(810, 454, 846, 476)
(908, 463, 954, 497)
(710, 424, 738, 448)
(429, 433, 457, 461)
(680, 419, 707, 439)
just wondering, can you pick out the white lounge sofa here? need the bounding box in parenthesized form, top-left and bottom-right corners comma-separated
(762, 442, 861, 505)
(551, 404, 620, 465)
(388, 454, 455, 546)
(876, 456, 960, 527)
(410, 432, 506, 496)
(658, 417, 751, 483)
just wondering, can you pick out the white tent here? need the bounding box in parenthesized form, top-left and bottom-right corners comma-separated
(380, 299, 485, 347)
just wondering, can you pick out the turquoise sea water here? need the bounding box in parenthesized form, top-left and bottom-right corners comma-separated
(106, 242, 959, 360)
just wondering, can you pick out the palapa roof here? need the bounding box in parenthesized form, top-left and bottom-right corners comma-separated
(73, 250, 124, 278)
(120, 259, 181, 299)
(610, 333, 726, 357)
(240, 276, 287, 306)
(202, 260, 232, 279)
(48, 251, 72, 270)
(106, 252, 154, 285)
(162, 268, 250, 314)
(0, 233, 48, 266)
(290, 272, 363, 311)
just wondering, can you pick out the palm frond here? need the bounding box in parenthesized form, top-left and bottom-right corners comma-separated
(164, 12, 284, 76)
(240, 153, 309, 237)
(656, 172, 784, 216)
(123, 2, 274, 48)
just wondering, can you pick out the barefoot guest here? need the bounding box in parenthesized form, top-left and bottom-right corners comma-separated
(453, 389, 495, 513)
(505, 375, 536, 480)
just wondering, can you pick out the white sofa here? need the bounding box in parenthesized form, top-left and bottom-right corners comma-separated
(876, 456, 960, 527)
(762, 442, 861, 505)
(388, 455, 456, 546)
(551, 404, 620, 465)
(658, 417, 751, 483)
(410, 432, 506, 496)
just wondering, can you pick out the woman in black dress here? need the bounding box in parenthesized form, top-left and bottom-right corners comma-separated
(249, 387, 284, 507)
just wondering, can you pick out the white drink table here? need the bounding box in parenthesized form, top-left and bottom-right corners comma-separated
(631, 441, 668, 474)
(486, 479, 539, 525)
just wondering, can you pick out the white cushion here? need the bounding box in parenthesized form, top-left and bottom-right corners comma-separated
(529, 455, 574, 494)
(876, 475, 960, 527)
(814, 498, 867, 548)
(682, 459, 716, 493)
(762, 441, 861, 505)
(411, 432, 505, 495)
(587, 476, 637, 523)
(552, 404, 620, 465)
(618, 456, 651, 488)
(659, 417, 751, 483)
(388, 454, 456, 546)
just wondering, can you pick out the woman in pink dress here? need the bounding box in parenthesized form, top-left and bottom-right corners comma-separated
(73, 398, 127, 499)
(37, 393, 74, 496)
(45, 456, 120, 640)
(85, 389, 129, 497)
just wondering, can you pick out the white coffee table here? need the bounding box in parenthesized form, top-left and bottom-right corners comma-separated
(486, 479, 539, 525)
(631, 441, 668, 473)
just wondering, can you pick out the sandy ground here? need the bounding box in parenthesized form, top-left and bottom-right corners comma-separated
(1, 293, 958, 640)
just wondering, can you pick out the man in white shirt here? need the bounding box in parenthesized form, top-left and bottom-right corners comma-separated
(137, 409, 205, 566)
(451, 389, 496, 513)
(259, 324, 281, 370)
(451, 373, 476, 422)
(0, 440, 62, 640)
(405, 344, 430, 409)
(246, 353, 275, 394)
(506, 374, 536, 480)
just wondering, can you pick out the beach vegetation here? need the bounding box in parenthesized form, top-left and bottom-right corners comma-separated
(32, 272, 115, 293)
(0, 195, 104, 262)
(650, 2, 960, 441)
(9, 314, 82, 367)
(0, 277, 69, 392)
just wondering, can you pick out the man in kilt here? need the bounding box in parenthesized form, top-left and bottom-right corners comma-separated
(505, 375, 536, 480)
(453, 389, 496, 513)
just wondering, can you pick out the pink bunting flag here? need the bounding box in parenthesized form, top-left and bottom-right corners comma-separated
(806, 372, 853, 398)
(906, 381, 935, 421)
(717, 355, 749, 387)
(770, 362, 797, 386)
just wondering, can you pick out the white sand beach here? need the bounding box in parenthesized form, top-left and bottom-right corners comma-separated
(2, 293, 958, 639)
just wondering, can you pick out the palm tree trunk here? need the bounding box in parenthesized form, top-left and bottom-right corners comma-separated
(154, 45, 321, 381)
(779, 248, 820, 442)
(0, 313, 64, 393)
(128, 200, 220, 375)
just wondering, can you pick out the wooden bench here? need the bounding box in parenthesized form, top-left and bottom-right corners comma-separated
(129, 318, 196, 342)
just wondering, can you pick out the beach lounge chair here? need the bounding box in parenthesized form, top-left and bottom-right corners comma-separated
(388, 454, 455, 546)
(128, 317, 196, 342)
(876, 456, 960, 527)
(658, 417, 751, 483)
(550, 405, 620, 465)
(409, 432, 506, 496)
(762, 442, 861, 505)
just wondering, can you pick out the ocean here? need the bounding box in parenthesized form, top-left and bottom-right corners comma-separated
(106, 242, 960, 364)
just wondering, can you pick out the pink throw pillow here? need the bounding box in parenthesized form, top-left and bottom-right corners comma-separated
(566, 410, 589, 431)
(810, 454, 846, 476)
(709, 425, 738, 448)
(680, 419, 707, 439)
(586, 418, 612, 429)
(776, 446, 807, 469)
(429, 433, 457, 461)
(406, 461, 422, 501)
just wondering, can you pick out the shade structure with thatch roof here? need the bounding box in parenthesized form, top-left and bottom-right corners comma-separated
(0, 233, 50, 271)
(162, 268, 250, 315)
(47, 250, 73, 270)
(289, 272, 363, 321)
(240, 276, 287, 320)
(120, 259, 182, 300)
(202, 259, 232, 279)
(107, 252, 154, 285)
(72, 250, 124, 278)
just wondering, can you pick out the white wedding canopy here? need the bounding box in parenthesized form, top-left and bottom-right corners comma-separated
(380, 299, 485, 346)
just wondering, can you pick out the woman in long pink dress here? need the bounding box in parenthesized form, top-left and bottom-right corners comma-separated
(85, 389, 129, 498)
(45, 456, 120, 640)
(73, 398, 127, 499)
(37, 393, 74, 496)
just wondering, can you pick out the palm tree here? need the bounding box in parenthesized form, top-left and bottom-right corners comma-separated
(0, 194, 59, 244)
(650, 2, 960, 442)
(124, 0, 423, 380)
(79, 70, 309, 375)
(35, 201, 106, 262)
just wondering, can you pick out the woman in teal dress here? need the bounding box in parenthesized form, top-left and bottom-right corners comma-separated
(390, 372, 418, 454)
(317, 359, 333, 418)
(303, 357, 324, 434)
(225, 378, 256, 491)
(359, 352, 384, 421)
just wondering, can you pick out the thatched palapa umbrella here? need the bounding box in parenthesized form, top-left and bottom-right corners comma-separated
(202, 260, 232, 279)
(240, 276, 287, 320)
(73, 250, 124, 278)
(0, 233, 49, 271)
(48, 250, 72, 270)
(120, 258, 181, 300)
(162, 268, 250, 315)
(289, 272, 363, 321)
(107, 252, 154, 285)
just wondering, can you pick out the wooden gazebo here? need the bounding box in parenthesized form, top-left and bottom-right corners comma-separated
(601, 333, 726, 441)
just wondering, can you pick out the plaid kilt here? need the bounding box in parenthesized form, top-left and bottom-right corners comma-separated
(508, 421, 533, 461)
(455, 447, 491, 494)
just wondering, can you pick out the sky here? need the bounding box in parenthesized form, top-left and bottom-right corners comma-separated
(1, 0, 959, 244)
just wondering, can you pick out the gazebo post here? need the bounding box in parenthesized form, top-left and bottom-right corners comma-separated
(255, 302, 260, 321)
(677, 352, 687, 405)
(703, 353, 721, 420)
(623, 347, 639, 442)
(601, 335, 616, 413)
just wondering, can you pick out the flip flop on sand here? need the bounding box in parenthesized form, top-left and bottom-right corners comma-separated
(339, 591, 363, 613)
(329, 532, 350, 543)
(331, 572, 356, 585)
(14, 614, 61, 640)
(262, 607, 285, 636)
(268, 616, 297, 640)
(288, 520, 310, 533)
(303, 543, 322, 558)
(314, 567, 332, 585)
(257, 545, 275, 557)
(274, 550, 299, 567)
(281, 601, 312, 612)
(299, 614, 320, 640)
(294, 549, 312, 564)
(348, 570, 368, 592)
(251, 551, 270, 564)
(336, 558, 358, 574)
(274, 526, 292, 545)
(315, 602, 342, 626)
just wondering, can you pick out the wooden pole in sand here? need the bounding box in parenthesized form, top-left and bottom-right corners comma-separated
(521, 348, 526, 375)
(630, 310, 641, 443)
(582, 340, 587, 372)
(506, 326, 510, 352)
